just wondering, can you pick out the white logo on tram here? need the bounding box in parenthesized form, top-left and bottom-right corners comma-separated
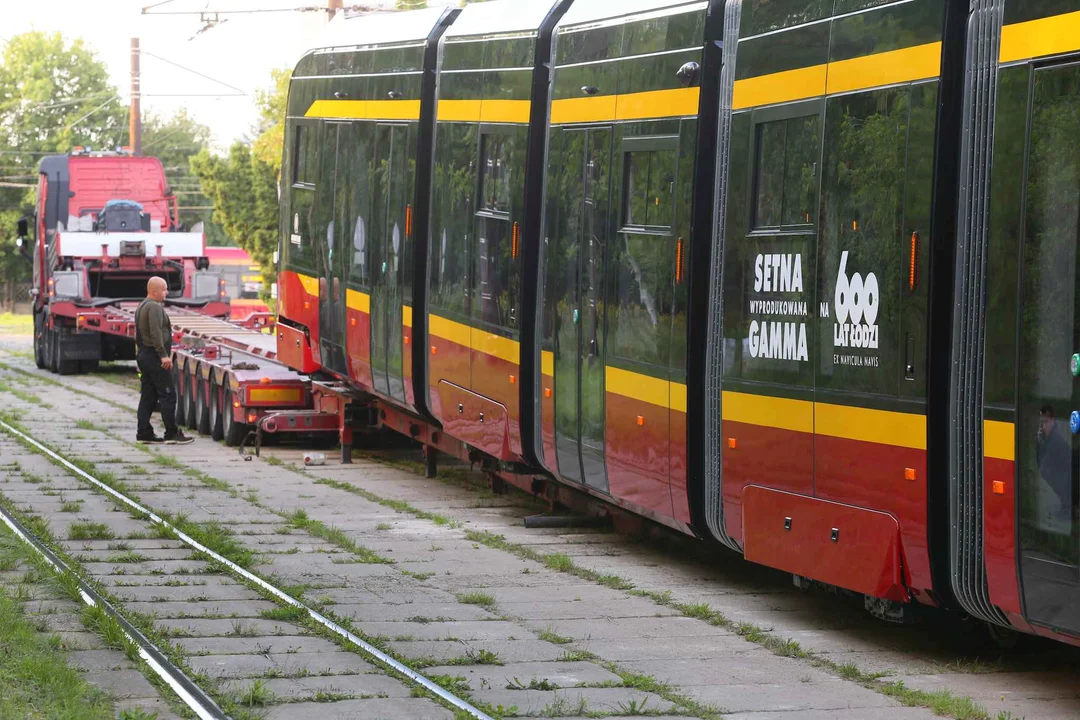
(833, 251, 878, 350)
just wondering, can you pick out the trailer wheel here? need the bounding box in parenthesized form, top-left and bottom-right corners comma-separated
(173, 367, 187, 427)
(194, 377, 211, 435)
(222, 387, 245, 447)
(184, 372, 198, 430)
(209, 379, 224, 441)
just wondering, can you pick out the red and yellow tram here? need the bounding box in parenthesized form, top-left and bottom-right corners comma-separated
(276, 0, 1080, 648)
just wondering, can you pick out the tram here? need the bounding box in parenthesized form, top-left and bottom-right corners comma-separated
(276, 0, 1080, 648)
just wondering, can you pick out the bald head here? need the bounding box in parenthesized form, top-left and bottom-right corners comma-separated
(147, 276, 168, 302)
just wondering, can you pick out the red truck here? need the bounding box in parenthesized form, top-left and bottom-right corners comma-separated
(16, 148, 230, 374)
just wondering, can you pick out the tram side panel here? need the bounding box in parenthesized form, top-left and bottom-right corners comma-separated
(539, 2, 708, 528)
(278, 9, 451, 416)
(716, 0, 951, 602)
(426, 2, 567, 463)
(980, 0, 1080, 644)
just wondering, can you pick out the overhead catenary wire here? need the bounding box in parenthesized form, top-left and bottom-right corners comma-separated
(141, 50, 248, 95)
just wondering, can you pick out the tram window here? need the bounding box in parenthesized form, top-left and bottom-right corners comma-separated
(287, 186, 317, 273)
(293, 124, 316, 187)
(430, 123, 475, 317)
(473, 131, 521, 330)
(609, 232, 674, 368)
(741, 0, 828, 36)
(480, 134, 511, 215)
(752, 114, 819, 230)
(1018, 63, 1080, 570)
(817, 88, 908, 395)
(624, 149, 676, 229)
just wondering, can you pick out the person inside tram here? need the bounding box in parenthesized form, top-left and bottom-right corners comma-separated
(1036, 404, 1073, 529)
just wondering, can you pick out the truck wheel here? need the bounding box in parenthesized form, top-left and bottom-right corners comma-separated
(209, 379, 224, 441)
(47, 328, 59, 374)
(194, 377, 211, 435)
(222, 387, 245, 447)
(173, 367, 187, 427)
(33, 314, 46, 369)
(53, 327, 78, 376)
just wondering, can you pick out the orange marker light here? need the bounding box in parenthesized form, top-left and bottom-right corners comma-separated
(406, 204, 413, 237)
(675, 237, 684, 284)
(544, 387, 552, 398)
(511, 222, 520, 259)
(351, 318, 357, 326)
(909, 231, 920, 292)
(304, 301, 310, 310)
(509, 374, 516, 384)
(247, 413, 257, 423)
(233, 401, 241, 409)
(404, 336, 409, 344)
(905, 467, 916, 481)
(260, 377, 272, 384)
(431, 346, 437, 355)
(727, 438, 737, 449)
(636, 415, 645, 427)
(992, 480, 1005, 495)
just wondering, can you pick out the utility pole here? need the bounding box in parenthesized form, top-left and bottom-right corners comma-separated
(130, 38, 142, 154)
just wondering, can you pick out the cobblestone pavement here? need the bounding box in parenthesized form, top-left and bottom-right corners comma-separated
(1, 334, 1079, 720)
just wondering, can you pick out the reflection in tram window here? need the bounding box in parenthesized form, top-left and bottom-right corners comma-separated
(1018, 64, 1080, 592)
(752, 114, 818, 230)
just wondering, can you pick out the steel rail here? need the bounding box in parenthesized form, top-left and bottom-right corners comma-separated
(0, 419, 494, 720)
(0, 497, 227, 720)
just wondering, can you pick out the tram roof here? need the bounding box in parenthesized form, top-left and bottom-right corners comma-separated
(558, 0, 705, 29)
(310, 6, 453, 51)
(444, 0, 563, 40)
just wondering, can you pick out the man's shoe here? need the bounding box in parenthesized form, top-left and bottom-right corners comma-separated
(137, 434, 164, 444)
(163, 429, 194, 445)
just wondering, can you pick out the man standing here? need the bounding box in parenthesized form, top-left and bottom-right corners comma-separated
(135, 277, 193, 444)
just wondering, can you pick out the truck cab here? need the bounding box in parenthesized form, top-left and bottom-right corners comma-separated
(19, 148, 230, 374)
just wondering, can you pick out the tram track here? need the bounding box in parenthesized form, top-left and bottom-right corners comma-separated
(0, 497, 228, 720)
(0, 417, 494, 720)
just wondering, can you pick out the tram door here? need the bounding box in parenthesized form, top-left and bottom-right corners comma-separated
(369, 123, 408, 402)
(1015, 62, 1080, 635)
(551, 127, 611, 492)
(316, 122, 349, 376)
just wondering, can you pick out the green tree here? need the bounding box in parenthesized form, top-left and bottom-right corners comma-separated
(190, 71, 288, 298)
(0, 31, 128, 306)
(252, 68, 290, 174)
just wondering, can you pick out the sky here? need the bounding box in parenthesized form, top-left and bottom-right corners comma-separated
(0, 0, 449, 151)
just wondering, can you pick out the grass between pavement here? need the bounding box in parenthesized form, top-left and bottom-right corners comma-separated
(0, 554, 115, 720)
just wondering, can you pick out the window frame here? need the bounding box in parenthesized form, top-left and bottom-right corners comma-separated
(747, 99, 824, 236)
(476, 126, 514, 221)
(291, 119, 319, 190)
(619, 134, 680, 235)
